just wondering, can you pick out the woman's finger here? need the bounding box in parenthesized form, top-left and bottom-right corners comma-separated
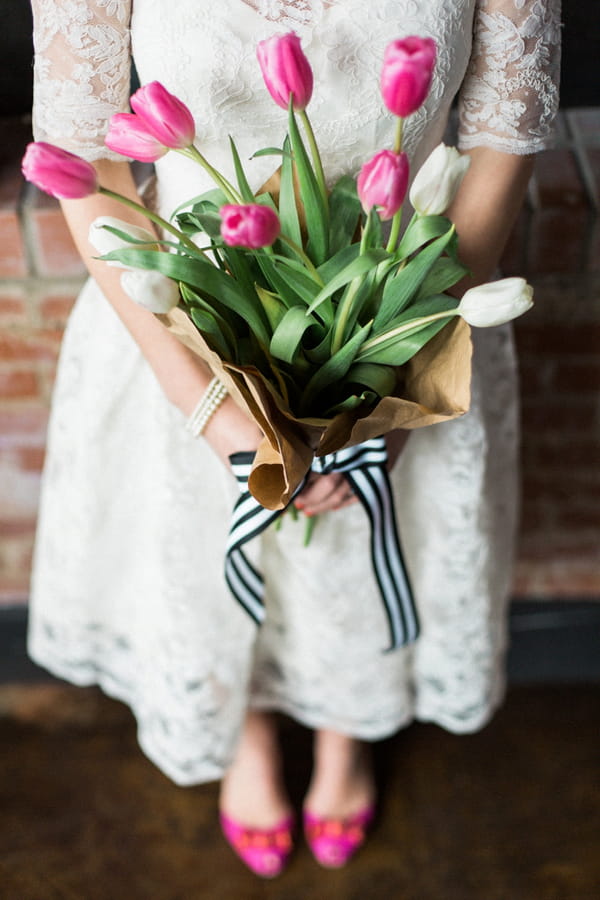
(296, 474, 358, 515)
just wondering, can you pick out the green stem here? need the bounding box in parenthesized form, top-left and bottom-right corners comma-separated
(303, 515, 317, 546)
(98, 187, 200, 254)
(329, 219, 372, 355)
(394, 117, 404, 154)
(299, 109, 328, 218)
(182, 145, 242, 203)
(278, 234, 324, 284)
(359, 309, 458, 355)
(385, 207, 403, 254)
(385, 118, 406, 254)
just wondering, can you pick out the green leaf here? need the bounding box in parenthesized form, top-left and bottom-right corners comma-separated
(173, 188, 227, 218)
(357, 316, 453, 365)
(374, 226, 456, 330)
(328, 175, 362, 256)
(317, 243, 361, 283)
(287, 104, 328, 265)
(414, 256, 471, 300)
(229, 137, 255, 203)
(306, 249, 388, 315)
(346, 362, 398, 396)
(395, 214, 452, 259)
(279, 135, 303, 251)
(107, 248, 270, 346)
(270, 306, 321, 364)
(176, 210, 222, 239)
(189, 307, 233, 361)
(251, 147, 294, 159)
(300, 320, 372, 414)
(255, 253, 323, 316)
(254, 284, 287, 333)
(383, 293, 459, 330)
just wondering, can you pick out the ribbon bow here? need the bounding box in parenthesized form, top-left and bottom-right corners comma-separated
(226, 437, 419, 651)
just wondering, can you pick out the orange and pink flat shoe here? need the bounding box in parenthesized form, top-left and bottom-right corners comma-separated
(303, 805, 375, 868)
(219, 811, 295, 878)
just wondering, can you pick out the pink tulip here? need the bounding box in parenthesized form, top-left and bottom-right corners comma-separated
(381, 36, 437, 118)
(130, 81, 196, 149)
(257, 32, 313, 111)
(21, 142, 98, 199)
(357, 150, 410, 220)
(220, 204, 281, 249)
(105, 113, 169, 162)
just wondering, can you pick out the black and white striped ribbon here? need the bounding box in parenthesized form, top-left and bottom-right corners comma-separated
(226, 436, 419, 651)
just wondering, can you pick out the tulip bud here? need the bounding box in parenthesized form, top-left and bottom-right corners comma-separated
(21, 142, 98, 199)
(457, 278, 534, 327)
(409, 143, 471, 216)
(257, 32, 314, 112)
(381, 36, 437, 118)
(357, 150, 409, 221)
(105, 113, 169, 162)
(120, 269, 180, 313)
(130, 82, 196, 149)
(88, 216, 158, 267)
(220, 204, 281, 249)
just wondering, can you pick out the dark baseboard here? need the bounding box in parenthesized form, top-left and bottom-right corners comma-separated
(1, 600, 599, 685)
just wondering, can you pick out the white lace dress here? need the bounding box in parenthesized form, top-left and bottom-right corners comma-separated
(28, 0, 561, 785)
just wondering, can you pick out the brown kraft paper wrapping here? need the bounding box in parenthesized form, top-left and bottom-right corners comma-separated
(160, 308, 472, 510)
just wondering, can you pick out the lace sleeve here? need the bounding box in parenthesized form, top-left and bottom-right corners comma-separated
(458, 0, 562, 155)
(31, 0, 132, 161)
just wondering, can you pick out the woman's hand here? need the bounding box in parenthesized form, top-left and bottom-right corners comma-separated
(293, 429, 409, 516)
(294, 472, 358, 516)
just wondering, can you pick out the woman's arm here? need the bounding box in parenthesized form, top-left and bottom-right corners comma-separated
(446, 146, 535, 290)
(60, 158, 263, 465)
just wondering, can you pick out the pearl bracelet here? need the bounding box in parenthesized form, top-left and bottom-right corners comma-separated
(185, 377, 229, 438)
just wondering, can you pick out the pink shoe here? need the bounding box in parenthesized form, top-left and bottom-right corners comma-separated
(303, 805, 375, 868)
(219, 811, 295, 878)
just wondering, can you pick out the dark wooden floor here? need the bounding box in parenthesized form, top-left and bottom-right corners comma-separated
(0, 683, 598, 900)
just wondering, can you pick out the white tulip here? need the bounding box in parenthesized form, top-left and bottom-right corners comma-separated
(457, 278, 534, 327)
(120, 269, 180, 313)
(89, 216, 157, 267)
(409, 143, 471, 216)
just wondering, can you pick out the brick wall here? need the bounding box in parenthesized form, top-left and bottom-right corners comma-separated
(1, 112, 599, 607)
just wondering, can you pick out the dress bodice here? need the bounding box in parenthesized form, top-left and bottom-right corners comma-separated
(32, 1, 561, 215)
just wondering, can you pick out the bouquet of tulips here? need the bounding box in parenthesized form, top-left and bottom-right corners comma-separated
(22, 34, 533, 509)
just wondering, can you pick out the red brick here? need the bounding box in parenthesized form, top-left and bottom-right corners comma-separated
(0, 208, 27, 277)
(521, 472, 600, 507)
(0, 369, 39, 400)
(0, 407, 48, 446)
(513, 559, 600, 597)
(0, 293, 27, 324)
(0, 518, 37, 538)
(520, 399, 597, 433)
(526, 208, 589, 274)
(26, 188, 86, 278)
(39, 293, 77, 326)
(531, 149, 589, 209)
(514, 322, 600, 357)
(0, 330, 61, 363)
(522, 437, 600, 469)
(518, 359, 600, 394)
(500, 207, 529, 277)
(0, 580, 29, 605)
(15, 446, 46, 472)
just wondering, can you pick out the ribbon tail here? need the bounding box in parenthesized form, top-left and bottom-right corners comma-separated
(346, 465, 419, 651)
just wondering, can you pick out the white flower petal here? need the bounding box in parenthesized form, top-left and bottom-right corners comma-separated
(120, 269, 180, 313)
(458, 277, 534, 327)
(89, 216, 157, 268)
